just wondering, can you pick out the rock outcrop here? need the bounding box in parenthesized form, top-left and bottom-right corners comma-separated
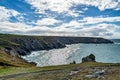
(85, 70, 105, 78)
(82, 54, 96, 62)
(0, 34, 113, 56)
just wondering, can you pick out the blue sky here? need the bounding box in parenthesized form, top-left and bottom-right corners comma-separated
(0, 0, 120, 38)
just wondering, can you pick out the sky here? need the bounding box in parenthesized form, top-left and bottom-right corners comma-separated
(0, 0, 120, 38)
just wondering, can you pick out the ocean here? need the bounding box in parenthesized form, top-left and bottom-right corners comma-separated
(22, 39, 120, 67)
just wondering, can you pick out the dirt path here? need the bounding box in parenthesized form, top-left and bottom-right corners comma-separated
(0, 69, 62, 80)
(0, 64, 120, 80)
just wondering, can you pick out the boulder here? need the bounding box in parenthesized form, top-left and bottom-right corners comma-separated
(70, 60, 76, 64)
(82, 54, 96, 62)
(85, 70, 105, 78)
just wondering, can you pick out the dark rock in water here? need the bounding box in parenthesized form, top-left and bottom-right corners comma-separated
(70, 60, 76, 64)
(89, 54, 95, 61)
(82, 54, 96, 62)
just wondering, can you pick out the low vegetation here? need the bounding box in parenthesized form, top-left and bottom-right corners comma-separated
(0, 50, 35, 67)
(0, 62, 119, 80)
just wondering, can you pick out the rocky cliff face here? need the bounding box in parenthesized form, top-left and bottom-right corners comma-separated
(0, 34, 113, 56)
(11, 37, 65, 55)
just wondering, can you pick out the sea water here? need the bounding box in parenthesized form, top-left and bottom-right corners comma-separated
(22, 39, 120, 66)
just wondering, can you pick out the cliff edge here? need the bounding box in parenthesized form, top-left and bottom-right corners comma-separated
(0, 34, 113, 56)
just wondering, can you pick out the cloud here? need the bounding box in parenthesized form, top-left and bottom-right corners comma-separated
(79, 16, 120, 25)
(0, 6, 19, 22)
(73, 0, 120, 11)
(25, 0, 82, 17)
(25, 0, 72, 13)
(25, 0, 120, 21)
(55, 20, 84, 32)
(36, 17, 61, 26)
(0, 0, 120, 38)
(0, 20, 119, 38)
(0, 22, 31, 33)
(25, 0, 120, 14)
(79, 23, 116, 37)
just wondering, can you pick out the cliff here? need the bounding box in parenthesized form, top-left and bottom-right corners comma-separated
(0, 49, 36, 67)
(0, 34, 113, 56)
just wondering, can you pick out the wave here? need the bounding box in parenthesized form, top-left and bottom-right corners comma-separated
(114, 42, 120, 45)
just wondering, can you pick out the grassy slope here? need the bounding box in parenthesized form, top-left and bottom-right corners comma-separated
(0, 34, 57, 67)
(0, 62, 120, 80)
(0, 37, 19, 48)
(0, 50, 35, 67)
(0, 35, 35, 67)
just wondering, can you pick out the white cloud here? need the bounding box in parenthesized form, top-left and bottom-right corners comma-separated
(25, 0, 120, 15)
(56, 20, 83, 31)
(66, 10, 80, 17)
(0, 0, 120, 38)
(78, 23, 117, 38)
(73, 0, 120, 11)
(0, 22, 31, 32)
(25, 0, 73, 13)
(0, 21, 53, 35)
(82, 7, 88, 11)
(36, 18, 60, 26)
(78, 16, 120, 25)
(25, 0, 81, 17)
(0, 6, 19, 22)
(25, 0, 120, 19)
(0, 21, 120, 38)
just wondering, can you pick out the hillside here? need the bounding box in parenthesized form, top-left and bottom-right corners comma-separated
(0, 62, 120, 80)
(0, 34, 113, 56)
(0, 50, 35, 67)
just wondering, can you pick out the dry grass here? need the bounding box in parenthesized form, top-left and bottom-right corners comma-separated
(0, 62, 119, 80)
(0, 50, 35, 67)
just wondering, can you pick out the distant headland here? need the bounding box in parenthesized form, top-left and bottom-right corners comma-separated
(0, 34, 113, 56)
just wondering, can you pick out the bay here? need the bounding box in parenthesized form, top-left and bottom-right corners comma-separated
(22, 40, 120, 67)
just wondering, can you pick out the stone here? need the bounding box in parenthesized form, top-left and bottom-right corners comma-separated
(85, 70, 105, 78)
(69, 71, 79, 75)
(85, 74, 97, 78)
(70, 60, 76, 64)
(82, 54, 96, 62)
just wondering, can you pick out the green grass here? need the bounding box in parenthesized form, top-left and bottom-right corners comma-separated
(0, 50, 35, 67)
(0, 67, 37, 77)
(0, 62, 118, 75)
(0, 38, 19, 48)
(0, 62, 119, 80)
(0, 34, 54, 48)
